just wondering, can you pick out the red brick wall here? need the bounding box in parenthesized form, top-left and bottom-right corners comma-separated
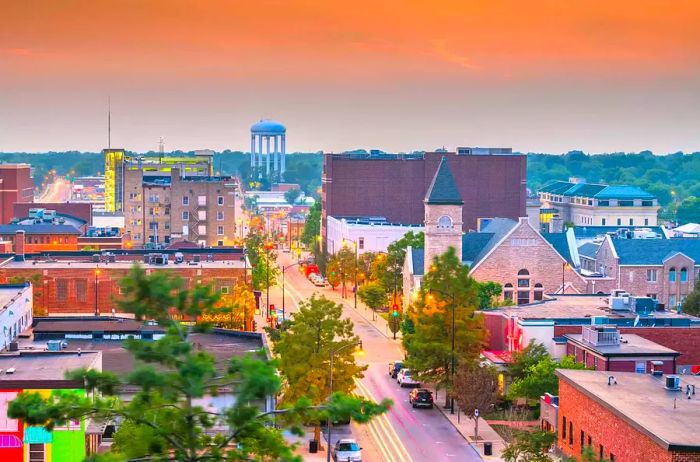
(558, 379, 674, 462)
(556, 326, 700, 366)
(321, 151, 526, 242)
(484, 312, 508, 350)
(0, 165, 33, 224)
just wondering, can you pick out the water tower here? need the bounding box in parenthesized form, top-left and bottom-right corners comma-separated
(250, 119, 286, 180)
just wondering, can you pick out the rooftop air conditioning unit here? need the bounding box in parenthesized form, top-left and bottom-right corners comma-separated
(665, 375, 681, 391)
(6, 368, 16, 374)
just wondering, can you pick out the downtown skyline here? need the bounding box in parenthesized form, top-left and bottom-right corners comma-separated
(2, 0, 700, 154)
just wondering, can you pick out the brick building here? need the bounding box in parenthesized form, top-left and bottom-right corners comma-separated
(0, 248, 248, 315)
(13, 202, 93, 226)
(124, 167, 238, 247)
(0, 226, 81, 252)
(0, 164, 34, 225)
(556, 369, 700, 462)
(322, 149, 526, 246)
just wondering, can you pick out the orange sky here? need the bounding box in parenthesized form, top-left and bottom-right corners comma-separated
(1, 0, 700, 153)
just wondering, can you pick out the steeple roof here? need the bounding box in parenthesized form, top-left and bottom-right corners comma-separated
(425, 156, 463, 205)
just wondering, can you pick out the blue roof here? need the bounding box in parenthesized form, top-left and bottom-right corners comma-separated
(411, 247, 425, 276)
(469, 218, 518, 264)
(251, 119, 286, 134)
(572, 226, 666, 240)
(542, 233, 575, 265)
(613, 239, 700, 265)
(578, 242, 601, 259)
(0, 224, 81, 235)
(462, 233, 495, 266)
(539, 181, 655, 200)
(425, 156, 463, 205)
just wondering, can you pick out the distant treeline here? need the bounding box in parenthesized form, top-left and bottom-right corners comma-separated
(4, 150, 700, 209)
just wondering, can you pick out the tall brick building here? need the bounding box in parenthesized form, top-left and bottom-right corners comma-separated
(321, 149, 526, 245)
(556, 369, 700, 462)
(0, 164, 34, 224)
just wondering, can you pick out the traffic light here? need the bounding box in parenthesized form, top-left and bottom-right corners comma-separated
(392, 304, 399, 318)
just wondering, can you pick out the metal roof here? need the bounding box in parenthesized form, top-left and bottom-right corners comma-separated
(424, 156, 463, 205)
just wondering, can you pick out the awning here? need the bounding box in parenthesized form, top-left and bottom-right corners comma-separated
(24, 426, 52, 444)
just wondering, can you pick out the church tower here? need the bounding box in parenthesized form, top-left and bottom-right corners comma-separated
(424, 156, 464, 275)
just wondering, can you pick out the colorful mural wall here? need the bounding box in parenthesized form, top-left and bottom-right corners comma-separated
(0, 389, 86, 462)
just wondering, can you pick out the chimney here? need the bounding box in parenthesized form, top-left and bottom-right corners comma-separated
(14, 230, 25, 262)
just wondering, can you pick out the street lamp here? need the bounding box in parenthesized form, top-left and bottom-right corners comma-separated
(264, 242, 274, 318)
(94, 267, 101, 317)
(427, 288, 457, 414)
(282, 260, 302, 322)
(326, 340, 363, 462)
(562, 262, 571, 294)
(343, 239, 359, 310)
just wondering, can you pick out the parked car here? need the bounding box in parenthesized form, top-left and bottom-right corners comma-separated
(333, 438, 362, 462)
(409, 388, 434, 408)
(313, 276, 327, 287)
(397, 369, 419, 388)
(388, 360, 403, 378)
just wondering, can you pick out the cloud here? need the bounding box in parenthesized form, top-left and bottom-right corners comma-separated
(427, 40, 481, 71)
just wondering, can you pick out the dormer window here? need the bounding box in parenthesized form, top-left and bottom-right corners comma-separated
(437, 215, 453, 230)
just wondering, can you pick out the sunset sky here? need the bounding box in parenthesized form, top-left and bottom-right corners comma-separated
(1, 0, 699, 153)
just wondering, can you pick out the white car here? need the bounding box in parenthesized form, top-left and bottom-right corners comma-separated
(397, 368, 420, 388)
(333, 438, 362, 462)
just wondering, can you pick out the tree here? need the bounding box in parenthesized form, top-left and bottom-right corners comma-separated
(682, 276, 700, 316)
(199, 285, 257, 331)
(9, 265, 384, 462)
(284, 188, 302, 206)
(379, 231, 424, 294)
(507, 341, 550, 381)
(327, 247, 356, 298)
(301, 201, 321, 247)
(272, 295, 384, 449)
(477, 281, 503, 310)
(7, 274, 46, 316)
(502, 429, 556, 462)
(402, 247, 487, 406)
(677, 196, 700, 224)
(508, 355, 586, 401)
(357, 282, 387, 314)
(453, 362, 500, 418)
(252, 250, 279, 292)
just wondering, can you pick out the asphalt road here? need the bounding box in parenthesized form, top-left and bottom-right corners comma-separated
(274, 252, 483, 462)
(37, 178, 72, 202)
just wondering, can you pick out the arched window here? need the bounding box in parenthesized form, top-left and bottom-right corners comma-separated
(518, 269, 530, 288)
(437, 215, 453, 230)
(534, 283, 544, 301)
(669, 268, 677, 283)
(681, 268, 688, 283)
(503, 283, 513, 302)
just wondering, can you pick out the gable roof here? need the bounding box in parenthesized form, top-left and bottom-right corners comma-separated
(468, 218, 518, 265)
(542, 233, 576, 265)
(539, 181, 655, 200)
(424, 156, 463, 205)
(578, 242, 601, 259)
(613, 239, 700, 265)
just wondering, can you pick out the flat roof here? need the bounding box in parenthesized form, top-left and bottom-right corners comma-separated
(0, 285, 29, 313)
(557, 369, 700, 451)
(33, 318, 163, 334)
(0, 351, 100, 387)
(2, 259, 246, 270)
(565, 333, 679, 357)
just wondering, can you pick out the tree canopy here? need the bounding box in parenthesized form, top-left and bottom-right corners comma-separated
(508, 354, 586, 401)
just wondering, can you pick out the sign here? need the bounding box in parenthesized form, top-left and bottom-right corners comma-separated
(474, 409, 479, 418)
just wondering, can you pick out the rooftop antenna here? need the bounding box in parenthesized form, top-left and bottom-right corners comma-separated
(159, 137, 165, 162)
(107, 96, 111, 149)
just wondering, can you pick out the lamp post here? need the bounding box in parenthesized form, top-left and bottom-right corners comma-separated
(326, 340, 363, 462)
(264, 242, 274, 318)
(282, 260, 301, 322)
(343, 239, 359, 310)
(428, 289, 456, 414)
(94, 267, 101, 317)
(562, 262, 571, 294)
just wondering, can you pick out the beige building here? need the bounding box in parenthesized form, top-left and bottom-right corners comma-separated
(539, 179, 659, 227)
(124, 167, 239, 247)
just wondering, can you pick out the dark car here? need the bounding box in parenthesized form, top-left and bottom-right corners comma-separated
(388, 360, 403, 378)
(409, 388, 434, 409)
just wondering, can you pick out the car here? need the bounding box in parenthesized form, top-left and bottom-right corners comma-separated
(388, 360, 403, 378)
(333, 438, 362, 462)
(397, 368, 420, 388)
(313, 277, 327, 287)
(409, 388, 434, 408)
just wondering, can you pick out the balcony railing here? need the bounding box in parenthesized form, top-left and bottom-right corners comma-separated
(582, 326, 620, 346)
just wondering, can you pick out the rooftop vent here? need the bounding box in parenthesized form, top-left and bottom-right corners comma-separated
(665, 375, 681, 391)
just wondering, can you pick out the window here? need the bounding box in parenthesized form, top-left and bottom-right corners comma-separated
(644, 218, 649, 226)
(610, 453, 615, 462)
(616, 218, 621, 226)
(197, 195, 206, 206)
(646, 269, 657, 282)
(598, 200, 609, 206)
(681, 267, 688, 282)
(76, 279, 87, 303)
(619, 200, 634, 207)
(669, 295, 676, 307)
(629, 218, 634, 226)
(217, 195, 224, 205)
(503, 283, 513, 302)
(359, 237, 364, 250)
(182, 211, 189, 220)
(198, 225, 206, 235)
(669, 268, 677, 282)
(569, 421, 573, 445)
(600, 445, 604, 461)
(601, 218, 606, 226)
(593, 356, 599, 369)
(562, 416, 567, 439)
(217, 226, 224, 236)
(534, 283, 544, 301)
(635, 361, 646, 374)
(29, 443, 44, 462)
(56, 279, 68, 302)
(580, 430, 584, 452)
(220, 286, 230, 294)
(437, 215, 453, 229)
(517, 269, 530, 288)
(182, 196, 189, 206)
(642, 200, 654, 207)
(517, 290, 530, 305)
(217, 211, 224, 221)
(217, 240, 224, 246)
(198, 210, 206, 220)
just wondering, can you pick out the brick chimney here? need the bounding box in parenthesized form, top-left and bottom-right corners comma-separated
(14, 230, 25, 262)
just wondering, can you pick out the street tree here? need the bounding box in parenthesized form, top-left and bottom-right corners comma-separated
(454, 361, 500, 418)
(402, 247, 487, 406)
(682, 276, 700, 316)
(284, 188, 302, 206)
(199, 284, 257, 331)
(502, 429, 556, 462)
(380, 231, 424, 293)
(272, 295, 384, 449)
(507, 341, 549, 381)
(328, 247, 356, 298)
(357, 281, 387, 315)
(477, 281, 503, 309)
(301, 201, 321, 247)
(508, 355, 586, 402)
(8, 265, 384, 462)
(252, 250, 279, 292)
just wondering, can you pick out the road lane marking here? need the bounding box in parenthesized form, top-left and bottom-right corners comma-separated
(351, 392, 396, 462)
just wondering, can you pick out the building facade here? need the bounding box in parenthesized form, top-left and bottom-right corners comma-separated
(0, 165, 34, 225)
(326, 216, 423, 255)
(539, 180, 659, 227)
(322, 149, 526, 247)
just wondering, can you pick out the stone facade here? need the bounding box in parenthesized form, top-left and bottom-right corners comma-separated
(423, 203, 462, 275)
(470, 218, 588, 304)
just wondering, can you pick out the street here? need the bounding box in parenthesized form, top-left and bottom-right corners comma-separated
(270, 252, 483, 462)
(37, 178, 72, 202)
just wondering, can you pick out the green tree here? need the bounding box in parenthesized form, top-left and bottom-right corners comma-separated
(301, 201, 321, 247)
(10, 265, 382, 462)
(380, 231, 424, 293)
(328, 247, 356, 298)
(677, 196, 700, 224)
(477, 281, 503, 310)
(357, 281, 388, 315)
(402, 247, 486, 406)
(682, 276, 700, 316)
(272, 295, 386, 449)
(508, 355, 586, 401)
(507, 341, 550, 381)
(284, 188, 302, 206)
(453, 362, 500, 418)
(502, 429, 556, 462)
